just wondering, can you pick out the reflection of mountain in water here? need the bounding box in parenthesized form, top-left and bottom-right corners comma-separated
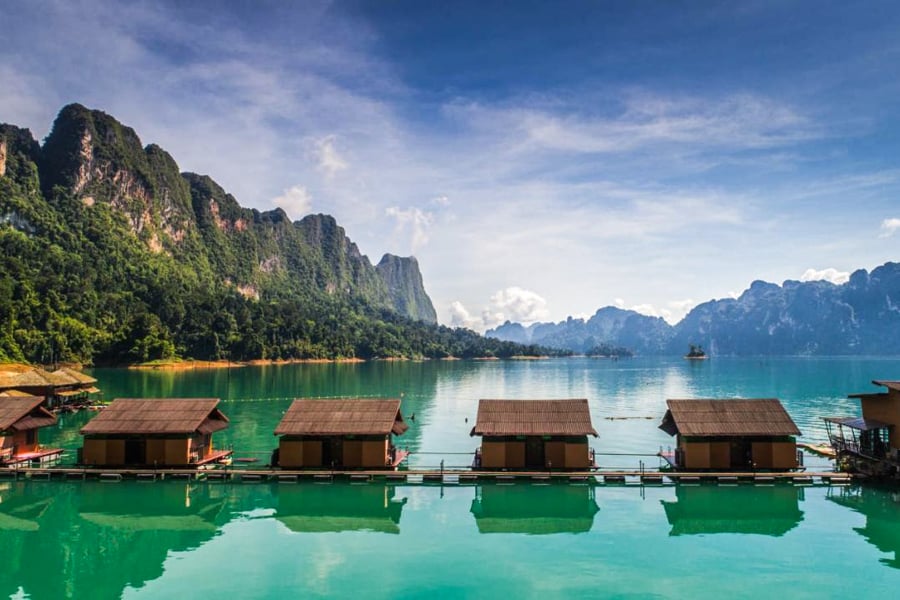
(0, 481, 228, 600)
(470, 484, 599, 534)
(661, 485, 804, 536)
(829, 486, 900, 569)
(275, 483, 407, 534)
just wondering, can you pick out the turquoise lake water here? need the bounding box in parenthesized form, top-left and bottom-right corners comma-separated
(4, 356, 900, 598)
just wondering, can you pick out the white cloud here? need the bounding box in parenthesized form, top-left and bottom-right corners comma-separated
(448, 300, 480, 330)
(314, 135, 348, 178)
(272, 185, 313, 219)
(482, 287, 550, 329)
(431, 195, 450, 207)
(617, 298, 696, 324)
(879, 217, 900, 238)
(386, 206, 434, 251)
(799, 267, 850, 285)
(449, 287, 550, 331)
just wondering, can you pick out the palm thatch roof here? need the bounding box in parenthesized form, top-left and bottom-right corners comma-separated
(470, 399, 598, 437)
(274, 398, 408, 436)
(659, 399, 800, 437)
(81, 399, 228, 435)
(0, 396, 57, 431)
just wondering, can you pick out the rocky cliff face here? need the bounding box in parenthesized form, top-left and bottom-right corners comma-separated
(488, 264, 900, 355)
(17, 103, 430, 321)
(375, 254, 437, 324)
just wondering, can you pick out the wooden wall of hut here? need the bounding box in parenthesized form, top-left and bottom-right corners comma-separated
(481, 437, 590, 469)
(278, 436, 389, 468)
(861, 392, 900, 449)
(678, 438, 797, 470)
(82, 437, 194, 466)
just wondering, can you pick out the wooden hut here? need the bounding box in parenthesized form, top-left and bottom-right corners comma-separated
(0, 396, 61, 466)
(470, 399, 598, 470)
(0, 365, 100, 409)
(824, 380, 900, 476)
(659, 399, 801, 470)
(273, 398, 409, 469)
(79, 398, 231, 467)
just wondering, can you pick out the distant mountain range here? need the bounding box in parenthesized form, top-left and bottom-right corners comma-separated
(487, 262, 900, 355)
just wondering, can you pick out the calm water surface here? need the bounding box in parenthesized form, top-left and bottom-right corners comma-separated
(4, 357, 900, 598)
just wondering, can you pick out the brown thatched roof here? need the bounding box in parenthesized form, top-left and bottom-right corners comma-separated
(51, 367, 97, 386)
(0, 368, 70, 390)
(659, 399, 800, 437)
(274, 399, 408, 436)
(81, 399, 228, 435)
(470, 399, 598, 437)
(0, 396, 57, 431)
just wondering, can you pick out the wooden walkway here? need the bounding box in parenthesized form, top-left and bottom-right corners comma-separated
(0, 466, 852, 486)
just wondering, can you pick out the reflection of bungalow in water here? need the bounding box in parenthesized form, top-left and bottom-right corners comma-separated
(79, 482, 226, 532)
(661, 485, 804, 536)
(0, 396, 62, 466)
(0, 366, 100, 409)
(79, 398, 231, 467)
(273, 398, 409, 468)
(470, 399, 598, 470)
(828, 485, 900, 569)
(659, 399, 801, 470)
(470, 484, 599, 534)
(0, 485, 55, 531)
(825, 381, 900, 478)
(275, 483, 407, 534)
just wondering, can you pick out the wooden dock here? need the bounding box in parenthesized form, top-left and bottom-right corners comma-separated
(0, 466, 853, 486)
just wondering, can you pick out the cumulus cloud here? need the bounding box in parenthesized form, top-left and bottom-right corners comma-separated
(449, 287, 550, 331)
(386, 206, 434, 251)
(314, 135, 348, 178)
(272, 185, 313, 219)
(800, 267, 850, 285)
(880, 218, 900, 238)
(448, 301, 480, 330)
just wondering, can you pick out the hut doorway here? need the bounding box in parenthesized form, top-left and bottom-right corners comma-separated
(525, 437, 545, 469)
(730, 440, 751, 469)
(322, 437, 343, 467)
(124, 439, 146, 465)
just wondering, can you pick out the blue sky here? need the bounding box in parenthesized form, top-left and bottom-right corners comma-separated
(2, 0, 900, 329)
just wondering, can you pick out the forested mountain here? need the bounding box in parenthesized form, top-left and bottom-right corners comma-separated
(0, 104, 545, 364)
(487, 263, 900, 356)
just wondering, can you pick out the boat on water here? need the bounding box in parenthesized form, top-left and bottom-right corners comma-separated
(684, 344, 707, 360)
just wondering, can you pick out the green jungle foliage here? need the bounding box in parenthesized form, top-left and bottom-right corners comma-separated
(0, 107, 561, 365)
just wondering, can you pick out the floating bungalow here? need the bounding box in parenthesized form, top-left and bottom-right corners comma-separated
(659, 399, 801, 470)
(79, 398, 231, 467)
(0, 396, 62, 466)
(273, 398, 409, 469)
(825, 380, 900, 477)
(0, 365, 100, 410)
(470, 399, 598, 470)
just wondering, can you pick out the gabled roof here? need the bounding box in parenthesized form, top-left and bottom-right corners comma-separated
(0, 396, 57, 431)
(274, 398, 408, 436)
(80, 399, 228, 435)
(470, 399, 598, 437)
(659, 399, 800, 437)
